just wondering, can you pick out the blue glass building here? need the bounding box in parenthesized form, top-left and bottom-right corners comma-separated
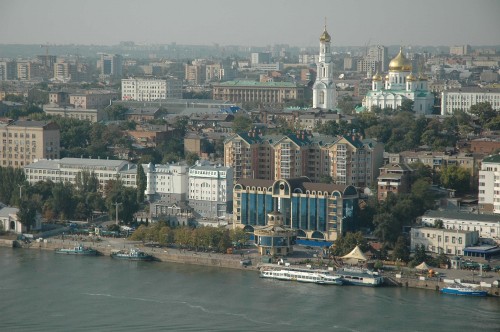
(233, 177, 358, 242)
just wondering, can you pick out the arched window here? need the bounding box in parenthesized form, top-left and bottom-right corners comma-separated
(320, 91, 325, 104)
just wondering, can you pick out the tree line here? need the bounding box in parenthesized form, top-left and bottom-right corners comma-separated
(129, 222, 249, 253)
(0, 166, 147, 232)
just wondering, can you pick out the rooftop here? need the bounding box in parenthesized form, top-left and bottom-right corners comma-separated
(214, 80, 300, 88)
(423, 210, 500, 223)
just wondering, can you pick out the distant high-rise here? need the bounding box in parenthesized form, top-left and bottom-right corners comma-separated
(98, 54, 123, 79)
(0, 61, 16, 80)
(449, 45, 471, 56)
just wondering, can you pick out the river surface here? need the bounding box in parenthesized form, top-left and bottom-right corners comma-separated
(1, 248, 499, 332)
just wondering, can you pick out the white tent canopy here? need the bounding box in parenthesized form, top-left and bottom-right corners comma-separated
(415, 262, 431, 270)
(341, 246, 368, 264)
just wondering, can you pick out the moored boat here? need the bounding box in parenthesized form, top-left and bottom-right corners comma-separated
(55, 244, 99, 256)
(260, 265, 343, 285)
(335, 267, 384, 286)
(110, 248, 154, 261)
(440, 284, 488, 297)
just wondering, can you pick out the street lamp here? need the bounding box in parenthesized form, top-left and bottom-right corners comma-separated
(18, 184, 24, 199)
(113, 202, 122, 225)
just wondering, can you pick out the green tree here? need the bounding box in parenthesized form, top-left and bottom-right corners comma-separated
(232, 115, 253, 133)
(470, 102, 496, 127)
(434, 219, 444, 229)
(399, 99, 414, 112)
(331, 231, 368, 256)
(17, 199, 37, 232)
(392, 236, 410, 262)
(319, 175, 334, 184)
(316, 120, 340, 136)
(185, 152, 200, 166)
(136, 164, 147, 203)
(104, 180, 139, 224)
(439, 165, 471, 194)
(229, 228, 249, 247)
(411, 244, 428, 266)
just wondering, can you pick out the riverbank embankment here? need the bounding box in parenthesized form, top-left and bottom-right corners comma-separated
(12, 237, 260, 271)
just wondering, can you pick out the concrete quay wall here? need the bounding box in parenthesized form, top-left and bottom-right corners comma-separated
(0, 239, 17, 248)
(20, 239, 259, 271)
(392, 275, 500, 297)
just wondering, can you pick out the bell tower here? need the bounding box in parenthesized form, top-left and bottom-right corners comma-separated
(312, 20, 336, 110)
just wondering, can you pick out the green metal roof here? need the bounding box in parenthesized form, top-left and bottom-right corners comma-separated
(481, 154, 500, 163)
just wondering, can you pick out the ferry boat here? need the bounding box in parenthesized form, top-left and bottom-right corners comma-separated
(260, 265, 343, 285)
(335, 267, 384, 286)
(440, 284, 488, 297)
(55, 244, 99, 256)
(110, 248, 154, 261)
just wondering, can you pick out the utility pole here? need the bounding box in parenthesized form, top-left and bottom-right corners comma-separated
(113, 202, 122, 225)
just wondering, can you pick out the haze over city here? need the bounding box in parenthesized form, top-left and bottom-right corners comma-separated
(1, 0, 500, 46)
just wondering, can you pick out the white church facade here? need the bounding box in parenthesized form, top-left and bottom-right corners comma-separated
(362, 47, 434, 115)
(312, 25, 336, 110)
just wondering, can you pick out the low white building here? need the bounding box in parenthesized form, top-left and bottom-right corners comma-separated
(420, 210, 500, 244)
(410, 226, 479, 256)
(121, 77, 182, 101)
(144, 163, 189, 203)
(441, 87, 500, 115)
(0, 205, 41, 234)
(24, 158, 137, 189)
(188, 160, 233, 219)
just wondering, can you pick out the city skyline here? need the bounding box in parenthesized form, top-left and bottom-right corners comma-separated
(1, 0, 500, 47)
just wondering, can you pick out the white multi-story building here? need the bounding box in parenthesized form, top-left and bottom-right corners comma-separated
(312, 24, 336, 110)
(24, 158, 137, 189)
(121, 78, 182, 101)
(188, 161, 233, 219)
(441, 87, 500, 115)
(479, 154, 500, 213)
(410, 226, 479, 256)
(144, 163, 189, 203)
(420, 210, 500, 244)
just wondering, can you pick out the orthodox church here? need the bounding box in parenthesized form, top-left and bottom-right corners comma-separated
(312, 25, 336, 110)
(362, 47, 434, 115)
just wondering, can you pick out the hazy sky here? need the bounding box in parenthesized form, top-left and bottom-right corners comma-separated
(1, 0, 499, 47)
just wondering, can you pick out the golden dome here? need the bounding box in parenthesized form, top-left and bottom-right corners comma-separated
(389, 47, 412, 72)
(372, 72, 382, 81)
(320, 27, 331, 42)
(406, 73, 416, 81)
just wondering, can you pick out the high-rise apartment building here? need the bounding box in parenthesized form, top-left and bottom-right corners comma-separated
(224, 131, 384, 188)
(0, 119, 60, 168)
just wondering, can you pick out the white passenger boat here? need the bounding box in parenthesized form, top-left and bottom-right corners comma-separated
(335, 267, 384, 286)
(260, 265, 343, 285)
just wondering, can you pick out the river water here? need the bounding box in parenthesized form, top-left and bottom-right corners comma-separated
(1, 248, 499, 332)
